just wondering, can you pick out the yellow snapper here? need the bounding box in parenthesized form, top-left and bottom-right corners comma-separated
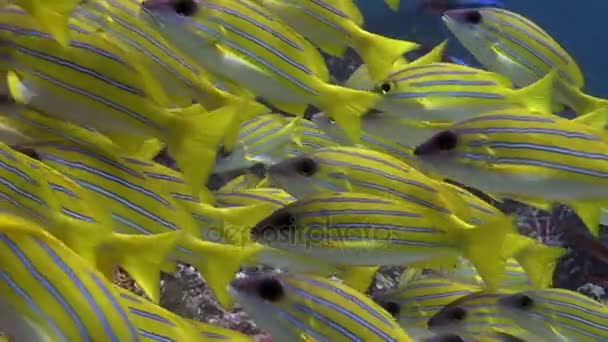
(214, 114, 338, 175)
(427, 291, 539, 341)
(267, 146, 488, 224)
(498, 288, 608, 342)
(252, 192, 515, 289)
(31, 142, 258, 308)
(0, 6, 237, 194)
(252, 0, 419, 80)
(442, 8, 597, 113)
(140, 0, 380, 142)
(372, 277, 481, 339)
(373, 62, 555, 125)
(0, 214, 140, 341)
(115, 286, 209, 341)
(229, 273, 413, 341)
(75, 0, 272, 121)
(344, 40, 448, 92)
(413, 109, 608, 236)
(423, 331, 528, 342)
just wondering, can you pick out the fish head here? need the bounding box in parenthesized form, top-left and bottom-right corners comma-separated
(309, 112, 353, 145)
(250, 204, 302, 250)
(268, 152, 351, 199)
(427, 303, 469, 333)
(229, 274, 302, 341)
(497, 291, 557, 338)
(414, 128, 463, 172)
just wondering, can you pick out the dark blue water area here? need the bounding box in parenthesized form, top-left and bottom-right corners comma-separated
(356, 1, 608, 98)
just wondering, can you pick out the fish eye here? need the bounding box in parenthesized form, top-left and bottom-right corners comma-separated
(257, 277, 284, 302)
(14, 146, 40, 160)
(464, 10, 482, 24)
(517, 295, 534, 310)
(435, 334, 465, 342)
(448, 307, 467, 321)
(379, 82, 392, 94)
(171, 0, 198, 16)
(381, 301, 401, 318)
(295, 157, 317, 177)
(436, 130, 459, 151)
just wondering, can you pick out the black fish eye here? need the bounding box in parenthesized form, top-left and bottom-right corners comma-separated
(382, 301, 400, 318)
(257, 278, 284, 302)
(448, 307, 467, 321)
(172, 0, 197, 16)
(436, 130, 459, 151)
(379, 82, 392, 94)
(296, 157, 317, 177)
(464, 10, 482, 24)
(518, 295, 534, 309)
(14, 146, 40, 160)
(439, 334, 466, 342)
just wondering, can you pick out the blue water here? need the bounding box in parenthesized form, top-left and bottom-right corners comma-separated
(357, 1, 608, 98)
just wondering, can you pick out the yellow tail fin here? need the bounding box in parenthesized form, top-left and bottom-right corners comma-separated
(166, 104, 238, 196)
(407, 40, 448, 68)
(507, 235, 566, 289)
(459, 215, 516, 289)
(318, 84, 380, 144)
(193, 203, 274, 245)
(569, 201, 601, 237)
(573, 106, 608, 129)
(179, 234, 259, 308)
(350, 27, 419, 81)
(25, 4, 72, 47)
(338, 266, 379, 293)
(384, 0, 400, 11)
(512, 69, 556, 115)
(100, 231, 184, 303)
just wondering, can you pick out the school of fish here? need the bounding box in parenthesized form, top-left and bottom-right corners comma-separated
(0, 0, 605, 341)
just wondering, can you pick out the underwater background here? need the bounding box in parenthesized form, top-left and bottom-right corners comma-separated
(357, 1, 608, 97)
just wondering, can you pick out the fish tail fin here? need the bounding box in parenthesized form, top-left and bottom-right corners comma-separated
(513, 69, 557, 115)
(100, 231, 184, 303)
(318, 84, 380, 144)
(569, 201, 601, 237)
(179, 234, 259, 308)
(559, 80, 608, 115)
(515, 243, 567, 289)
(384, 0, 400, 11)
(350, 27, 419, 81)
(337, 266, 379, 293)
(572, 106, 608, 129)
(26, 6, 71, 47)
(194, 203, 274, 245)
(166, 103, 238, 195)
(221, 100, 271, 153)
(459, 215, 516, 289)
(407, 40, 448, 67)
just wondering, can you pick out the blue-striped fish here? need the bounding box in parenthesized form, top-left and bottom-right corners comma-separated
(214, 114, 338, 175)
(372, 277, 481, 339)
(428, 291, 537, 340)
(344, 40, 448, 92)
(0, 214, 140, 341)
(30, 142, 258, 308)
(252, 192, 515, 289)
(373, 62, 555, 124)
(75, 0, 272, 121)
(186, 318, 253, 341)
(253, 0, 419, 80)
(413, 109, 608, 236)
(423, 331, 526, 342)
(310, 111, 422, 162)
(268, 146, 500, 226)
(141, 0, 380, 142)
(442, 8, 601, 114)
(215, 173, 265, 193)
(498, 288, 608, 341)
(215, 187, 295, 210)
(0, 6, 237, 193)
(229, 273, 413, 341)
